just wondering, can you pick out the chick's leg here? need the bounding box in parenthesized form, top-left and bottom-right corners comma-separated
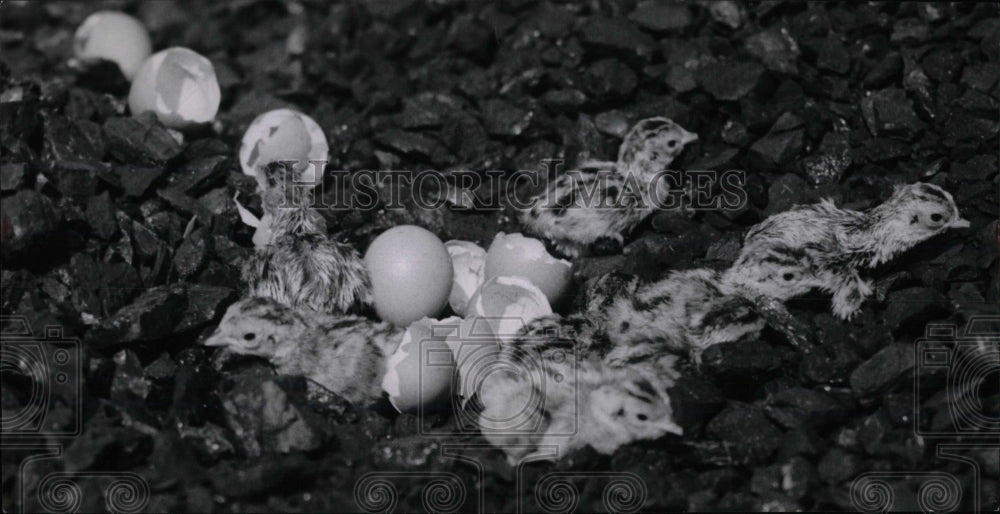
(830, 271, 873, 320)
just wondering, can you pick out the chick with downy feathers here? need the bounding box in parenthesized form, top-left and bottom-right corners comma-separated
(721, 182, 969, 319)
(518, 117, 698, 258)
(240, 162, 372, 314)
(203, 297, 401, 405)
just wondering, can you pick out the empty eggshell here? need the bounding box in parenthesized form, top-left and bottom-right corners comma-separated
(128, 47, 221, 129)
(467, 276, 552, 342)
(444, 240, 486, 316)
(485, 232, 572, 305)
(74, 11, 152, 80)
(239, 109, 328, 187)
(381, 317, 457, 413)
(364, 225, 453, 326)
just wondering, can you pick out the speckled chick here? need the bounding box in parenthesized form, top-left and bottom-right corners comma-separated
(721, 183, 969, 319)
(603, 268, 768, 364)
(241, 164, 372, 314)
(203, 297, 402, 405)
(518, 117, 698, 258)
(478, 354, 682, 464)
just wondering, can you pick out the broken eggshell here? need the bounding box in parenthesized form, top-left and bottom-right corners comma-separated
(440, 316, 501, 403)
(239, 109, 328, 188)
(444, 240, 486, 316)
(74, 11, 152, 80)
(467, 276, 552, 342)
(128, 47, 221, 130)
(364, 225, 453, 327)
(381, 317, 458, 413)
(484, 232, 572, 305)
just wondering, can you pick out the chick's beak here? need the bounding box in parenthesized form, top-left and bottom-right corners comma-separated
(660, 418, 684, 436)
(950, 217, 971, 229)
(681, 129, 699, 145)
(202, 329, 231, 347)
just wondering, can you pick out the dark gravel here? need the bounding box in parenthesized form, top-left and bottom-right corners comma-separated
(1, 1, 997, 513)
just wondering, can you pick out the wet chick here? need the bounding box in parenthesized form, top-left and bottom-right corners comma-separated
(203, 297, 402, 405)
(518, 117, 698, 258)
(603, 268, 767, 364)
(478, 356, 682, 464)
(721, 182, 969, 319)
(241, 163, 372, 314)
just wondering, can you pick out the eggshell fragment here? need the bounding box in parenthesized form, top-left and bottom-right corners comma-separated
(442, 316, 501, 402)
(239, 109, 328, 187)
(444, 240, 486, 316)
(467, 276, 552, 342)
(381, 317, 457, 413)
(364, 225, 453, 326)
(74, 11, 152, 80)
(128, 47, 221, 129)
(485, 232, 572, 305)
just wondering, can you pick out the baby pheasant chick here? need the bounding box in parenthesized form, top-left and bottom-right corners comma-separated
(722, 182, 969, 319)
(604, 268, 767, 364)
(478, 357, 682, 464)
(518, 117, 698, 257)
(203, 297, 402, 405)
(241, 163, 372, 314)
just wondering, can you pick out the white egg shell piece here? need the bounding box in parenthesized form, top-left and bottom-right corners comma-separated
(485, 232, 572, 305)
(444, 240, 487, 316)
(443, 316, 501, 403)
(239, 109, 328, 188)
(381, 317, 457, 413)
(128, 47, 221, 129)
(467, 276, 552, 342)
(74, 11, 152, 80)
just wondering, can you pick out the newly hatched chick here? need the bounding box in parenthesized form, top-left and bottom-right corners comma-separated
(241, 163, 372, 314)
(203, 297, 402, 405)
(721, 183, 969, 319)
(518, 117, 698, 257)
(603, 268, 767, 364)
(478, 355, 682, 464)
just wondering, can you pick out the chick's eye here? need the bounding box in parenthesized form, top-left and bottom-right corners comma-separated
(929, 213, 944, 223)
(243, 333, 256, 341)
(636, 413, 648, 421)
(667, 140, 677, 148)
(782, 272, 796, 281)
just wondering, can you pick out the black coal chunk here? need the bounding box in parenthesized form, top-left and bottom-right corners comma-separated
(103, 114, 183, 165)
(220, 374, 331, 457)
(579, 17, 657, 63)
(817, 448, 861, 484)
(764, 387, 847, 429)
(42, 114, 106, 162)
(586, 58, 638, 101)
(862, 51, 903, 89)
(111, 349, 153, 402)
(118, 164, 164, 197)
(0, 189, 61, 253)
(697, 61, 767, 101)
(88, 284, 188, 350)
(860, 88, 924, 138)
(668, 374, 726, 433)
(374, 129, 447, 160)
(883, 286, 949, 332)
(812, 36, 850, 75)
(801, 131, 851, 185)
(481, 98, 534, 137)
(173, 228, 211, 279)
(849, 343, 915, 395)
(176, 285, 236, 333)
(628, 1, 693, 32)
(745, 27, 801, 75)
(707, 402, 784, 464)
(749, 112, 804, 170)
(0, 163, 28, 191)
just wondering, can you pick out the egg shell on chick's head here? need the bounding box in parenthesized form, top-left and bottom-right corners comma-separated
(381, 317, 458, 413)
(364, 225, 453, 327)
(467, 276, 552, 342)
(485, 232, 572, 305)
(128, 47, 220, 130)
(239, 109, 328, 188)
(444, 240, 487, 316)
